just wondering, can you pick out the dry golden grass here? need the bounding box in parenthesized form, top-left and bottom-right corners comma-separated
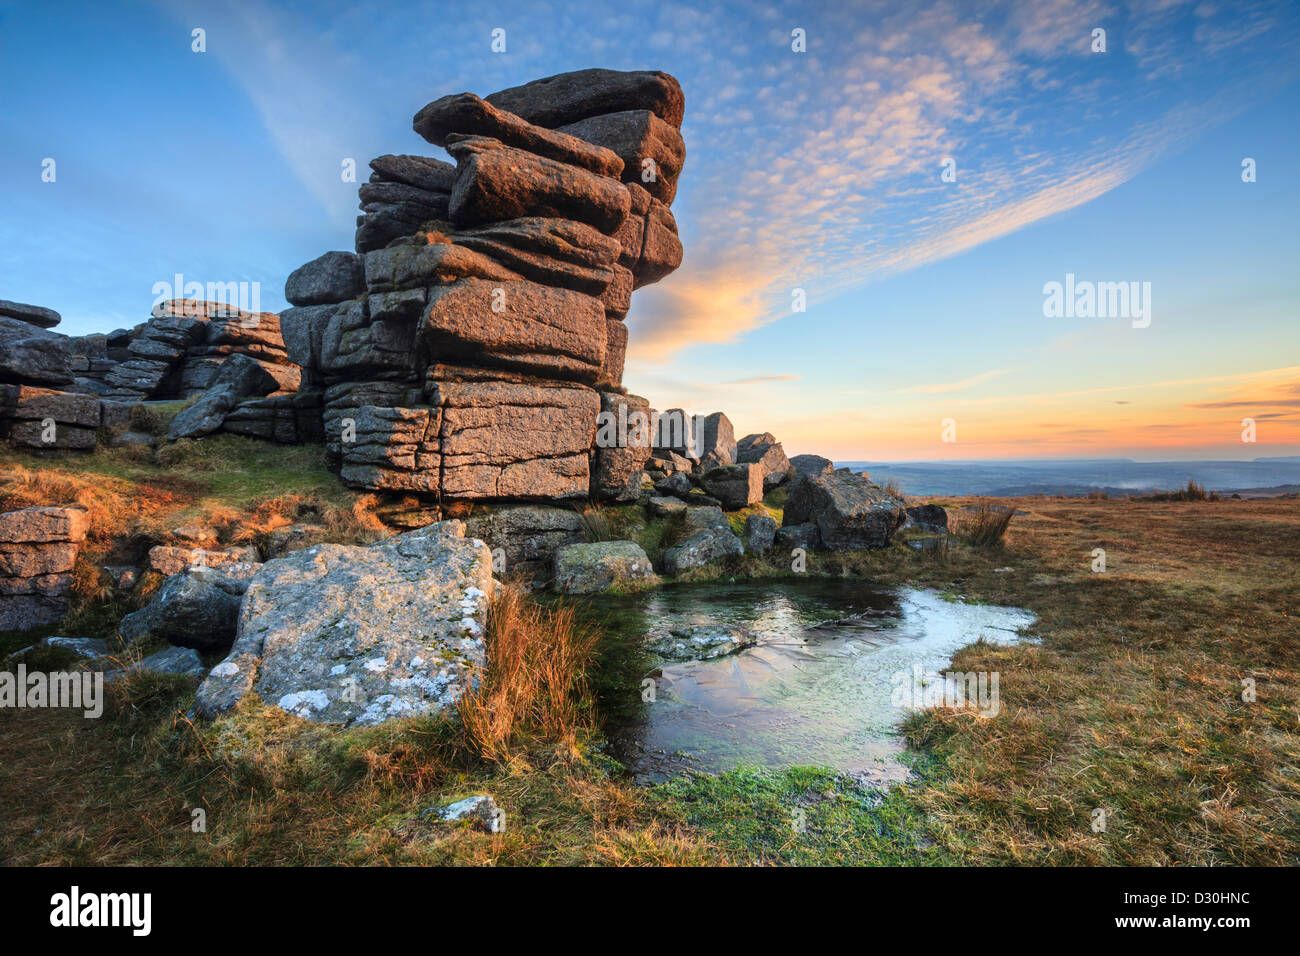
(457, 586, 600, 763)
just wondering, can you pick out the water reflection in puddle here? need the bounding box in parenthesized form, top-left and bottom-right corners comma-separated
(587, 580, 1035, 784)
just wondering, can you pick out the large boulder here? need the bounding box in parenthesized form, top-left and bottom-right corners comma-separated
(699, 463, 763, 510)
(0, 317, 73, 386)
(782, 471, 906, 551)
(789, 454, 834, 477)
(413, 92, 623, 178)
(441, 218, 619, 296)
(193, 521, 494, 726)
(552, 540, 659, 594)
(699, 412, 737, 468)
(737, 434, 793, 491)
(285, 251, 366, 306)
(118, 563, 261, 652)
(485, 69, 685, 130)
(446, 137, 630, 235)
(662, 507, 744, 575)
(0, 299, 60, 329)
(167, 354, 281, 440)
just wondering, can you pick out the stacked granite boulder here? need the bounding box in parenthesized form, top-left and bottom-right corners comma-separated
(101, 299, 300, 403)
(0, 301, 130, 450)
(0, 506, 89, 630)
(279, 68, 686, 501)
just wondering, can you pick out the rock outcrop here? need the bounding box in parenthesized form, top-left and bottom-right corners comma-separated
(0, 507, 89, 630)
(193, 520, 493, 726)
(278, 68, 686, 502)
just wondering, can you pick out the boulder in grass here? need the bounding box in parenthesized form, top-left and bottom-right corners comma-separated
(662, 506, 744, 575)
(118, 563, 262, 652)
(193, 521, 493, 727)
(167, 354, 281, 440)
(782, 471, 906, 551)
(552, 540, 659, 594)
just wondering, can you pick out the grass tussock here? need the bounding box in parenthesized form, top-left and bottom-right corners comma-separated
(1146, 478, 1221, 502)
(956, 500, 1015, 549)
(577, 506, 616, 543)
(457, 587, 600, 764)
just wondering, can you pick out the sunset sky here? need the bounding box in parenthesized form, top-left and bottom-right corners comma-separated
(2, 0, 1297, 460)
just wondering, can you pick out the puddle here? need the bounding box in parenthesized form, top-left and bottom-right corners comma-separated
(585, 580, 1035, 784)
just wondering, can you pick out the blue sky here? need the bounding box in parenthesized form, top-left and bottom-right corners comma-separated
(2, 0, 1297, 459)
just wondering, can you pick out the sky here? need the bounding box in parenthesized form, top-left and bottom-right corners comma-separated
(1, 0, 1297, 461)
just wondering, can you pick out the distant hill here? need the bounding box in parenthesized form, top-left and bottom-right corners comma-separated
(838, 459, 1300, 498)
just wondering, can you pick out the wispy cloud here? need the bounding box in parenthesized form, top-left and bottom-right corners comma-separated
(899, 369, 1012, 393)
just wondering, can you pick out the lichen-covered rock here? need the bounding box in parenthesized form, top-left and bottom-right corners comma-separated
(662, 507, 744, 575)
(744, 513, 777, 551)
(646, 623, 757, 662)
(552, 540, 659, 594)
(782, 471, 906, 551)
(464, 504, 584, 575)
(192, 521, 493, 726)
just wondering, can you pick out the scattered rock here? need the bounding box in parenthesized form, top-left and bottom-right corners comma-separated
(774, 522, 823, 552)
(699, 463, 763, 510)
(424, 794, 504, 833)
(782, 471, 906, 551)
(663, 507, 744, 574)
(646, 624, 757, 662)
(107, 646, 205, 682)
(905, 504, 949, 533)
(552, 540, 659, 594)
